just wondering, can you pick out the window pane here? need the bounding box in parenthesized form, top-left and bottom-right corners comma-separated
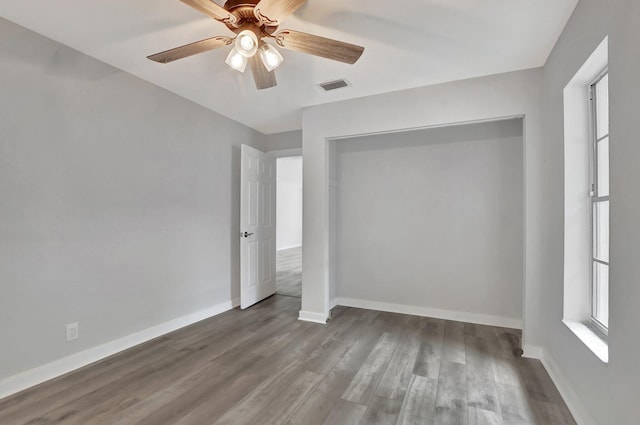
(594, 201, 610, 262)
(596, 74, 609, 139)
(593, 262, 609, 328)
(597, 137, 610, 197)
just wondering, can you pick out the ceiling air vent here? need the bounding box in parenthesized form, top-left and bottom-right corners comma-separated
(319, 79, 350, 92)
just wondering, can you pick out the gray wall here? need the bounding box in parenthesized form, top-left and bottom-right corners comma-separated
(540, 0, 640, 424)
(336, 120, 524, 323)
(264, 130, 302, 152)
(301, 68, 542, 330)
(0, 18, 265, 380)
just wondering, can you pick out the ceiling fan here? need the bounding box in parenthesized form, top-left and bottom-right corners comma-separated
(147, 0, 365, 90)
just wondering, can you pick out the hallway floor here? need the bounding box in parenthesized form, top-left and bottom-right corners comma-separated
(276, 246, 301, 297)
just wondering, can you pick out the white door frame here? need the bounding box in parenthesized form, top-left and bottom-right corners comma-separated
(269, 148, 303, 299)
(269, 148, 302, 159)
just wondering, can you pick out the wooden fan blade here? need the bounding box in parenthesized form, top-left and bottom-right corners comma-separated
(254, 0, 305, 26)
(273, 30, 364, 64)
(249, 55, 277, 90)
(147, 36, 233, 63)
(180, 0, 238, 26)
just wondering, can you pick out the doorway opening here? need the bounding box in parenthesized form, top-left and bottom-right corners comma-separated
(275, 155, 302, 298)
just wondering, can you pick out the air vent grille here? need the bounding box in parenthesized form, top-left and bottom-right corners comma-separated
(319, 79, 349, 91)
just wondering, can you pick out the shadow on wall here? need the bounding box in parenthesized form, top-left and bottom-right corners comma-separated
(337, 118, 524, 154)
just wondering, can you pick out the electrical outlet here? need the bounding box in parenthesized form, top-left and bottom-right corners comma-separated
(66, 322, 79, 341)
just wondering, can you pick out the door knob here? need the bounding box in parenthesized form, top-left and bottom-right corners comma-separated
(242, 232, 254, 238)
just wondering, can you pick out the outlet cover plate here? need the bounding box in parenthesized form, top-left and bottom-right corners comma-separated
(66, 322, 79, 341)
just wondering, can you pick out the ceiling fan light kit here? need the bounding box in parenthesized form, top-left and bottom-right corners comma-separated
(236, 29, 259, 57)
(147, 0, 365, 90)
(225, 47, 248, 72)
(258, 43, 284, 72)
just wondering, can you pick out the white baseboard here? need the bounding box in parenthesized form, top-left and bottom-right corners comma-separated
(298, 310, 327, 324)
(522, 345, 597, 425)
(0, 298, 239, 400)
(522, 344, 546, 360)
(334, 297, 522, 329)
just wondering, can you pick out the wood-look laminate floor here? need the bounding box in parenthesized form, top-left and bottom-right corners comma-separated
(0, 295, 576, 425)
(276, 247, 301, 298)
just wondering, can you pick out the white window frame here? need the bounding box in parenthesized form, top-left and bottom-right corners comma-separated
(588, 69, 609, 338)
(562, 36, 609, 363)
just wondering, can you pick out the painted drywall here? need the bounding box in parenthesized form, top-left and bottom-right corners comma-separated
(0, 18, 265, 382)
(276, 156, 303, 250)
(537, 0, 640, 424)
(301, 69, 543, 340)
(264, 130, 302, 152)
(335, 120, 524, 324)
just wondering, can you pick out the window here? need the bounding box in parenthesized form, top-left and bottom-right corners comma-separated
(563, 37, 609, 362)
(590, 71, 609, 334)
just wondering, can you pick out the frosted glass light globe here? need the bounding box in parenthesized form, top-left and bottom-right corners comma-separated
(235, 30, 258, 57)
(239, 35, 255, 52)
(230, 53, 244, 69)
(225, 47, 248, 72)
(258, 43, 284, 72)
(264, 50, 279, 67)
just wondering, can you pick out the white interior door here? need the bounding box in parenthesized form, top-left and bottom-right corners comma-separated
(240, 144, 276, 309)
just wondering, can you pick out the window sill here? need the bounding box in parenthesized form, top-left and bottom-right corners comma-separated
(562, 320, 609, 363)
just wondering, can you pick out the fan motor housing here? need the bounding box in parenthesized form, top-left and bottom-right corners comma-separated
(224, 0, 278, 35)
(224, 0, 260, 9)
(224, 0, 260, 20)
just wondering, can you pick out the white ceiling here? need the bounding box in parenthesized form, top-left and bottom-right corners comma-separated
(0, 0, 578, 134)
